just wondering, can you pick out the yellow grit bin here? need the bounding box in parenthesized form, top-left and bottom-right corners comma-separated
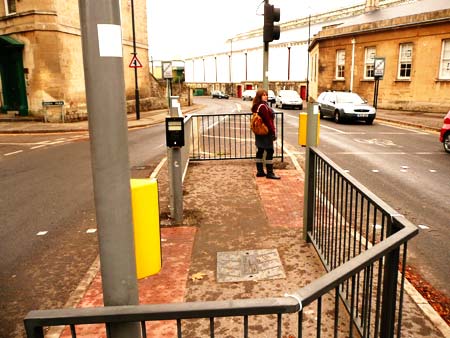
(130, 178, 161, 279)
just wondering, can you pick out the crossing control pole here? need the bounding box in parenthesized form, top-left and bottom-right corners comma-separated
(78, 1, 140, 337)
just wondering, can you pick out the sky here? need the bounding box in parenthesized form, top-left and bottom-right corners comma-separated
(146, 0, 364, 61)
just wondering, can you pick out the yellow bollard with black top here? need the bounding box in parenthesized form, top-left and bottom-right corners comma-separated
(298, 107, 320, 147)
(130, 178, 161, 279)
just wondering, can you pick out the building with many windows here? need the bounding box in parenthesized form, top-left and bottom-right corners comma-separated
(309, 0, 450, 112)
(0, 0, 152, 120)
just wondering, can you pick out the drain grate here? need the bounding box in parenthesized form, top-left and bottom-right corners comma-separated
(217, 249, 285, 283)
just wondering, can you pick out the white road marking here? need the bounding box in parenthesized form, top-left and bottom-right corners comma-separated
(4, 150, 23, 156)
(36, 231, 48, 236)
(401, 165, 409, 169)
(371, 169, 380, 173)
(418, 224, 430, 230)
(30, 145, 48, 149)
(320, 125, 348, 134)
(86, 229, 97, 234)
(429, 169, 437, 173)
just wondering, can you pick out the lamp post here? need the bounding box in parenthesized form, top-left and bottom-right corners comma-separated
(245, 51, 248, 81)
(306, 13, 311, 103)
(130, 0, 140, 120)
(203, 58, 205, 82)
(215, 56, 218, 84)
(287, 46, 291, 81)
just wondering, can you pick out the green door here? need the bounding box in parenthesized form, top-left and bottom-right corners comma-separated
(0, 36, 28, 116)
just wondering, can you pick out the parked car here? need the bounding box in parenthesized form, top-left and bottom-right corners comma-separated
(211, 90, 229, 99)
(439, 110, 450, 153)
(242, 89, 256, 101)
(275, 90, 303, 109)
(267, 90, 276, 103)
(317, 91, 376, 124)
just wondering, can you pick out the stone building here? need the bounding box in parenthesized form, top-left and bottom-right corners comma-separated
(309, 0, 450, 113)
(0, 0, 153, 121)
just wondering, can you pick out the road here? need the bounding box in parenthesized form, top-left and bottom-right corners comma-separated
(0, 125, 167, 337)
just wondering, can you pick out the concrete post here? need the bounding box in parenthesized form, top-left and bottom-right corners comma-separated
(78, 1, 140, 336)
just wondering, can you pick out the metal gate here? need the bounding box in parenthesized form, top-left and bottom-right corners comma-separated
(187, 112, 284, 161)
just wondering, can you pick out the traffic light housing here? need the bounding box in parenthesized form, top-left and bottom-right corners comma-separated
(264, 3, 280, 43)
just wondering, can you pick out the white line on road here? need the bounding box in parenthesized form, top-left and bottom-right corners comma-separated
(4, 150, 23, 156)
(36, 231, 48, 236)
(30, 145, 48, 149)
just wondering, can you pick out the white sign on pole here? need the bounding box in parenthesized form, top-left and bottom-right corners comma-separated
(162, 61, 173, 79)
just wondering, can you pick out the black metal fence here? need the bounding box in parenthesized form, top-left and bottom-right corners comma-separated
(188, 112, 284, 161)
(24, 147, 417, 338)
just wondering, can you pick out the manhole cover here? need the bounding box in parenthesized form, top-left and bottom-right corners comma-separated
(217, 249, 285, 283)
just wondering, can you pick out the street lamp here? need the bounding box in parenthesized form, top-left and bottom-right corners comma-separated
(245, 51, 248, 81)
(130, 0, 140, 120)
(287, 46, 291, 81)
(306, 13, 311, 103)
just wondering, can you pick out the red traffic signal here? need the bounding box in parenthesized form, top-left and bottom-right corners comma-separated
(264, 3, 280, 43)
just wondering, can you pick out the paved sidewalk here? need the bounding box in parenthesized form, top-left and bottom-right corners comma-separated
(47, 158, 446, 338)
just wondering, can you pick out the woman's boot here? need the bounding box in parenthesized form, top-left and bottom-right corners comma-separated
(266, 164, 280, 179)
(256, 162, 266, 177)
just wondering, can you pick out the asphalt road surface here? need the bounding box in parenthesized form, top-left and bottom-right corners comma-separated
(0, 125, 167, 337)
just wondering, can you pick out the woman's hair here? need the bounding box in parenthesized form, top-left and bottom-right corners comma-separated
(252, 89, 267, 107)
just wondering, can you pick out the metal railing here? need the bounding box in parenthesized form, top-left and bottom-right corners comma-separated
(188, 112, 284, 161)
(24, 146, 417, 338)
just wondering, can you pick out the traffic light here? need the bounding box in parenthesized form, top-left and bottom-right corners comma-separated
(264, 3, 280, 43)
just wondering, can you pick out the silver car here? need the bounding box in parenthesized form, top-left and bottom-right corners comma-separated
(242, 90, 256, 101)
(275, 90, 303, 110)
(317, 91, 376, 124)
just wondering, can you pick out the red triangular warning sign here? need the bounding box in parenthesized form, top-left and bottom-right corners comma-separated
(129, 55, 143, 68)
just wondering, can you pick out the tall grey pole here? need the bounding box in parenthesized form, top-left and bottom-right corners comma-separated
(78, 1, 140, 337)
(263, 0, 269, 90)
(263, 42, 269, 90)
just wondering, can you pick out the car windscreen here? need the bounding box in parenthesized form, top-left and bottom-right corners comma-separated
(336, 93, 365, 104)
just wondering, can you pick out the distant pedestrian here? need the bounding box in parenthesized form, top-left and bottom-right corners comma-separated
(251, 89, 280, 179)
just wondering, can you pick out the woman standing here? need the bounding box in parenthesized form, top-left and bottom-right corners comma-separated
(251, 89, 280, 179)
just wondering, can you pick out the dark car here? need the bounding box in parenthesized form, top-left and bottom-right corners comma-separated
(439, 110, 450, 153)
(211, 90, 229, 99)
(317, 91, 376, 124)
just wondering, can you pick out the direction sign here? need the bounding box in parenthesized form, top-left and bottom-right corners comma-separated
(129, 55, 142, 68)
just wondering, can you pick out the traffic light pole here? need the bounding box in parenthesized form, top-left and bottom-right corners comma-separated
(263, 42, 269, 90)
(262, 0, 280, 91)
(263, 0, 269, 90)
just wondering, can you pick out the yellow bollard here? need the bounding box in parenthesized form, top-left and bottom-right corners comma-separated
(298, 112, 308, 146)
(130, 178, 161, 279)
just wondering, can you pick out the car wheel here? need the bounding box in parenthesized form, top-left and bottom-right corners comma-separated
(299, 104, 303, 110)
(366, 118, 374, 125)
(334, 111, 341, 123)
(444, 132, 450, 153)
(319, 107, 324, 119)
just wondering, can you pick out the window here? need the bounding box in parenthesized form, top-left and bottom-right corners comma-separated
(439, 39, 450, 80)
(336, 50, 345, 79)
(364, 47, 376, 79)
(4, 0, 16, 14)
(398, 43, 412, 79)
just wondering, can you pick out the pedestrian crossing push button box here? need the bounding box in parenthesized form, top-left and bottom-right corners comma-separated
(165, 117, 185, 147)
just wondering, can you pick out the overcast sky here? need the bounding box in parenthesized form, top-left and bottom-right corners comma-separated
(146, 0, 364, 61)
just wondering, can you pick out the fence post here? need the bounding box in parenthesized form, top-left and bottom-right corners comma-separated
(380, 220, 401, 338)
(302, 103, 319, 241)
